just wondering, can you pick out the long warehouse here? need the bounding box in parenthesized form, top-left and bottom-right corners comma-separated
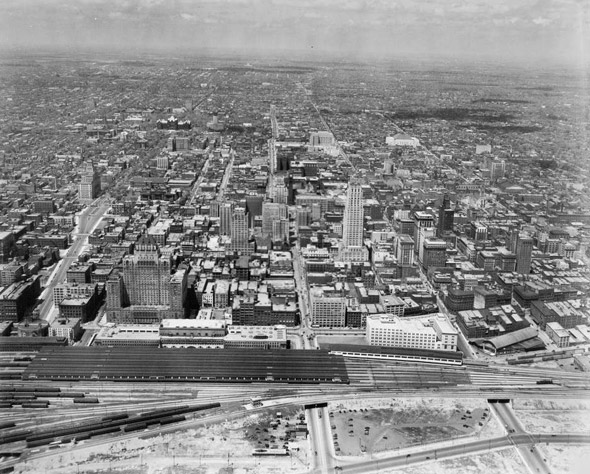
(22, 347, 350, 384)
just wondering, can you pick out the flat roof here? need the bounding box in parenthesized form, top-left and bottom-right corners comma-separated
(322, 343, 463, 361)
(23, 347, 349, 384)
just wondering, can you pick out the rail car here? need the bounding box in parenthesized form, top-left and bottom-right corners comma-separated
(74, 398, 99, 404)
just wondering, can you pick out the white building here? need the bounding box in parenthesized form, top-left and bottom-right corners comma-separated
(310, 287, 346, 327)
(94, 324, 160, 347)
(366, 315, 437, 350)
(386, 134, 420, 148)
(339, 179, 368, 262)
(225, 325, 287, 349)
(546, 321, 570, 348)
(432, 316, 458, 351)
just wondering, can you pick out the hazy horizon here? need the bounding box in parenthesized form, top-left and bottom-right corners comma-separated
(0, 0, 588, 68)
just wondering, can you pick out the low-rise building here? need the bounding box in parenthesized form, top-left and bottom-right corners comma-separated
(546, 322, 570, 348)
(49, 318, 83, 343)
(94, 324, 160, 347)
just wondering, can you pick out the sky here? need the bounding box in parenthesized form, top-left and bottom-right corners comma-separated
(0, 0, 588, 65)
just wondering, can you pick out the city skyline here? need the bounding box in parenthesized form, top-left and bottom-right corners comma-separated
(0, 1, 589, 473)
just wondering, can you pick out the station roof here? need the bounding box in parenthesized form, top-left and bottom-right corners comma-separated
(23, 347, 349, 384)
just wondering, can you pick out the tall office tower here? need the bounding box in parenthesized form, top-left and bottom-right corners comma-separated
(339, 179, 368, 262)
(413, 211, 434, 249)
(210, 201, 221, 218)
(262, 202, 287, 237)
(219, 202, 233, 236)
(437, 194, 454, 237)
(396, 235, 415, 266)
(272, 183, 288, 204)
(78, 161, 100, 202)
(508, 228, 519, 253)
(106, 236, 187, 323)
(421, 239, 448, 270)
(515, 234, 533, 275)
(343, 180, 364, 247)
(229, 207, 251, 254)
(122, 236, 171, 306)
(417, 227, 436, 264)
(272, 218, 289, 243)
(309, 131, 335, 147)
(296, 206, 311, 229)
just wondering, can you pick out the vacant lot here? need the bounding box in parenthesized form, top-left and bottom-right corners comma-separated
(512, 399, 590, 434)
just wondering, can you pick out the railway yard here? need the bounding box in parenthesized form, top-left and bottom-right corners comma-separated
(1, 349, 590, 473)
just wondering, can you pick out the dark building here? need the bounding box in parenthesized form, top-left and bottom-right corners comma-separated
(0, 277, 41, 322)
(437, 194, 454, 237)
(444, 287, 475, 312)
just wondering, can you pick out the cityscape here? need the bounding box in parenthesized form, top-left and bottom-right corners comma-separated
(1, 1, 590, 474)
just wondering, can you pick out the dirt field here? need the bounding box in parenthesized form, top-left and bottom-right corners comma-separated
(329, 398, 492, 456)
(542, 444, 590, 474)
(512, 399, 590, 433)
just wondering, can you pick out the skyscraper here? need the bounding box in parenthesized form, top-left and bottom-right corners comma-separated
(515, 234, 533, 275)
(262, 202, 287, 237)
(79, 161, 100, 202)
(413, 211, 434, 250)
(437, 194, 454, 237)
(106, 235, 186, 323)
(396, 235, 415, 267)
(343, 180, 364, 247)
(272, 218, 289, 243)
(229, 207, 252, 255)
(219, 202, 233, 236)
(339, 179, 368, 262)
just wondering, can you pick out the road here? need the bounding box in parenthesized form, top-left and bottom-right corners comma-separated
(306, 406, 334, 473)
(298, 82, 356, 174)
(216, 149, 234, 200)
(337, 432, 590, 474)
(188, 154, 211, 206)
(491, 401, 553, 474)
(38, 196, 111, 322)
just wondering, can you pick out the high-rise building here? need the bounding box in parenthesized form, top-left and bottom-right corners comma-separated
(515, 234, 533, 274)
(421, 239, 448, 270)
(296, 206, 311, 230)
(262, 202, 287, 237)
(339, 179, 368, 262)
(106, 236, 186, 323)
(437, 194, 454, 237)
(219, 202, 233, 236)
(309, 131, 335, 147)
(272, 218, 289, 243)
(229, 207, 252, 255)
(396, 235, 415, 266)
(417, 227, 436, 264)
(271, 183, 288, 205)
(78, 161, 100, 202)
(413, 211, 434, 249)
(122, 237, 171, 306)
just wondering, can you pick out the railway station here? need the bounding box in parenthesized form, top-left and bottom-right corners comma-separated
(22, 346, 350, 384)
